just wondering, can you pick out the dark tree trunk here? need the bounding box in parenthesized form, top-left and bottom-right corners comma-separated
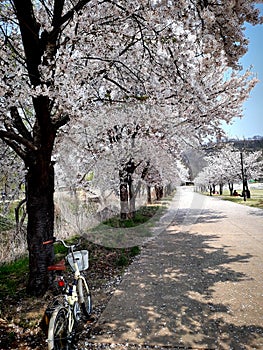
(228, 182, 233, 196)
(165, 183, 172, 196)
(155, 185, 163, 200)
(244, 179, 251, 199)
(26, 158, 55, 296)
(119, 159, 138, 219)
(219, 183, 223, 195)
(147, 185, 152, 204)
(120, 183, 129, 220)
(15, 198, 27, 235)
(212, 184, 216, 194)
(129, 180, 135, 219)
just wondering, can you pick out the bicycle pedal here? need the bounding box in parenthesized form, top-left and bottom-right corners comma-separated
(85, 316, 95, 323)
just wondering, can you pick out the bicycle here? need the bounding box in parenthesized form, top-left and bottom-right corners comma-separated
(42, 237, 92, 350)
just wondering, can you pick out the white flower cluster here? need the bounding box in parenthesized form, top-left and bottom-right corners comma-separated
(0, 0, 261, 199)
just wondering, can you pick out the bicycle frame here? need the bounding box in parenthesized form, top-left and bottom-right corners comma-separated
(66, 260, 80, 307)
(67, 304, 75, 335)
(77, 274, 90, 304)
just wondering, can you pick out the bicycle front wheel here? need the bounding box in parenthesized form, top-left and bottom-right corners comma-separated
(77, 277, 92, 319)
(47, 306, 70, 350)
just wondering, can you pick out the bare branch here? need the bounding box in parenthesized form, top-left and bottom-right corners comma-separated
(0, 129, 37, 152)
(52, 114, 70, 129)
(10, 106, 33, 141)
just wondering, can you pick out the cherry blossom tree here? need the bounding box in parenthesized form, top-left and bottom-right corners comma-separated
(54, 104, 184, 219)
(0, 0, 261, 295)
(194, 144, 263, 197)
(54, 58, 258, 218)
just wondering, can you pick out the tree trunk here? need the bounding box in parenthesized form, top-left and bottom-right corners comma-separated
(26, 158, 55, 296)
(120, 183, 129, 220)
(155, 185, 163, 200)
(165, 183, 172, 196)
(228, 182, 233, 196)
(147, 185, 152, 204)
(212, 184, 216, 194)
(219, 183, 223, 195)
(244, 178, 251, 199)
(119, 159, 137, 219)
(129, 180, 135, 219)
(15, 198, 27, 235)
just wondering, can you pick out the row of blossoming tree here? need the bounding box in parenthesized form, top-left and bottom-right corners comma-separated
(0, 0, 262, 295)
(194, 144, 263, 197)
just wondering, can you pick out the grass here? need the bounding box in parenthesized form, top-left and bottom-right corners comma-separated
(103, 205, 162, 228)
(115, 246, 141, 267)
(85, 203, 168, 247)
(222, 195, 263, 209)
(0, 215, 15, 231)
(0, 237, 69, 298)
(0, 256, 29, 297)
(206, 187, 263, 209)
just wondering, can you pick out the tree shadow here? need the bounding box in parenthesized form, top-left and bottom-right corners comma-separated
(88, 208, 263, 349)
(170, 208, 228, 225)
(248, 209, 263, 217)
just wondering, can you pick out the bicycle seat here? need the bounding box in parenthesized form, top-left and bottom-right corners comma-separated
(48, 260, 66, 271)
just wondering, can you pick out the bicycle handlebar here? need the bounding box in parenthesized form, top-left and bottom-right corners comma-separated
(43, 237, 81, 250)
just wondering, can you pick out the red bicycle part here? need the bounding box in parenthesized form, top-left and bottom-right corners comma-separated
(47, 260, 66, 271)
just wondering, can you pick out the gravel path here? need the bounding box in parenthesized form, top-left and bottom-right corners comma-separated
(83, 187, 263, 350)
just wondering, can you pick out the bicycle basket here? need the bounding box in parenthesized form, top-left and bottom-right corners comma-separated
(66, 250, 89, 272)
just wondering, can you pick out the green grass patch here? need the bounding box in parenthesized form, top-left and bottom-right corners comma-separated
(116, 251, 129, 267)
(0, 237, 71, 298)
(0, 256, 29, 297)
(129, 245, 140, 256)
(205, 187, 263, 209)
(0, 215, 15, 231)
(85, 200, 170, 247)
(221, 195, 263, 209)
(103, 205, 162, 228)
(115, 246, 141, 267)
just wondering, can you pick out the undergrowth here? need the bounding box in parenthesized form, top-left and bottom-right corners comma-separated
(103, 205, 161, 228)
(0, 207, 160, 297)
(0, 215, 14, 231)
(0, 256, 29, 298)
(0, 203, 167, 298)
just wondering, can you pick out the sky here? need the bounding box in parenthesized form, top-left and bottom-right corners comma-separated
(223, 4, 263, 139)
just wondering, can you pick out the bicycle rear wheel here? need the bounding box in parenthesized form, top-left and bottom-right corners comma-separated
(77, 277, 92, 319)
(47, 306, 71, 350)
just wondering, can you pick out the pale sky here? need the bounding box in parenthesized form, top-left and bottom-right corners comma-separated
(223, 4, 263, 139)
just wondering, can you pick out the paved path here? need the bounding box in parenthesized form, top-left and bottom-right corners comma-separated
(90, 187, 263, 349)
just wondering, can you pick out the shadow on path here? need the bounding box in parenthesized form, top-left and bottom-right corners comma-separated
(248, 209, 263, 217)
(90, 202, 263, 349)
